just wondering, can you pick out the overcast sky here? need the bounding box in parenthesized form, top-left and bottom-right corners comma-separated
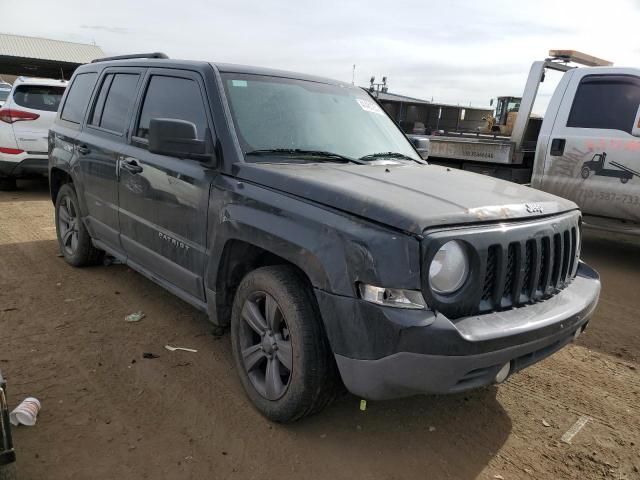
(6, 0, 640, 113)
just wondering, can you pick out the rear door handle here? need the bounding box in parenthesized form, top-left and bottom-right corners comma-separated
(121, 159, 143, 174)
(77, 144, 90, 155)
(550, 138, 566, 156)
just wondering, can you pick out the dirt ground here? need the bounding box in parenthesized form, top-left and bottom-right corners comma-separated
(1, 179, 639, 480)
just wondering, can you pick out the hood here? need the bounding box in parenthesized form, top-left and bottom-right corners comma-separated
(234, 162, 578, 234)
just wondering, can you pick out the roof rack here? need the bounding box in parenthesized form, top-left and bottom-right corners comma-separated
(91, 52, 169, 63)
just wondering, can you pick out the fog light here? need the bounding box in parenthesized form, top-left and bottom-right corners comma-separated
(358, 284, 427, 309)
(495, 362, 510, 383)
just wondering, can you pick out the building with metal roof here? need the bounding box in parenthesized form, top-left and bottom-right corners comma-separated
(0, 33, 105, 79)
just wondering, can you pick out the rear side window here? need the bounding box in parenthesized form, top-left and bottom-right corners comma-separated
(13, 85, 66, 112)
(135, 76, 208, 139)
(89, 73, 140, 134)
(0, 87, 11, 102)
(567, 75, 640, 133)
(61, 73, 98, 123)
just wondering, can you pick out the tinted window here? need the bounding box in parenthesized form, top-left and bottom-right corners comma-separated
(61, 73, 98, 123)
(13, 85, 65, 112)
(136, 76, 207, 139)
(567, 75, 640, 133)
(90, 73, 139, 133)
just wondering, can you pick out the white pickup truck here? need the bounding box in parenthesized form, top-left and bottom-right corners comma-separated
(410, 50, 640, 235)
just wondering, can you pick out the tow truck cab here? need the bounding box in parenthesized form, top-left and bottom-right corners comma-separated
(411, 50, 640, 235)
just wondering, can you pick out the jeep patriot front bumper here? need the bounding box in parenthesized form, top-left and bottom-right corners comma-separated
(315, 262, 600, 400)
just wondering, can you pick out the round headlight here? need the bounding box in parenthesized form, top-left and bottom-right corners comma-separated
(429, 240, 469, 294)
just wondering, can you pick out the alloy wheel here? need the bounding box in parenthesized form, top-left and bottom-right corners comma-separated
(239, 291, 293, 400)
(58, 195, 79, 256)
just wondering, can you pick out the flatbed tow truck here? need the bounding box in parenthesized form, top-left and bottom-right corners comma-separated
(409, 50, 640, 234)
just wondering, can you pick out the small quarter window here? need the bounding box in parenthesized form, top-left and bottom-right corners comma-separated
(60, 73, 98, 124)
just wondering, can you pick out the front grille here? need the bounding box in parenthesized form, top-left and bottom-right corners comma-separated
(421, 211, 581, 319)
(478, 226, 578, 313)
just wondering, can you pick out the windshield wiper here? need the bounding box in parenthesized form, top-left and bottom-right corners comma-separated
(359, 152, 421, 163)
(245, 149, 366, 165)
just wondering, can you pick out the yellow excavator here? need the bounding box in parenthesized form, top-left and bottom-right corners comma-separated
(484, 96, 522, 135)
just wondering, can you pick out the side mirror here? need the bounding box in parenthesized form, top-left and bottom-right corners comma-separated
(632, 105, 640, 137)
(148, 118, 207, 158)
(409, 136, 430, 159)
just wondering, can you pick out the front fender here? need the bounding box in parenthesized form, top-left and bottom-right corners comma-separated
(205, 175, 422, 297)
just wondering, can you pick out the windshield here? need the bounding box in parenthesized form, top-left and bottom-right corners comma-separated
(0, 88, 10, 102)
(221, 74, 421, 162)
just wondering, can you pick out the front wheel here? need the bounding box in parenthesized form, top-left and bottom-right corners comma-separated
(581, 166, 591, 179)
(620, 177, 630, 184)
(55, 183, 103, 267)
(230, 266, 340, 422)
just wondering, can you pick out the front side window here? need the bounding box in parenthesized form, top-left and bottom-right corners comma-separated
(61, 73, 97, 123)
(567, 75, 640, 133)
(136, 76, 208, 139)
(221, 74, 420, 162)
(90, 73, 140, 133)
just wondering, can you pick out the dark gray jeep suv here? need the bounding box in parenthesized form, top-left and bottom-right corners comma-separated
(49, 53, 600, 422)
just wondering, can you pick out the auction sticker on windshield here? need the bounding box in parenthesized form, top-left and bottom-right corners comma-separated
(356, 98, 384, 115)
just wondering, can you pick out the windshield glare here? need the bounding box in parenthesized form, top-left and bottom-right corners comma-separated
(222, 74, 420, 162)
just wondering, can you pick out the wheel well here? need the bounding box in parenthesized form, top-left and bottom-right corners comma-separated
(215, 240, 311, 326)
(50, 168, 72, 203)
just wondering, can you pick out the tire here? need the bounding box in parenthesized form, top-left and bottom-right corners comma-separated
(0, 463, 17, 480)
(621, 177, 629, 184)
(581, 166, 591, 179)
(0, 177, 16, 191)
(55, 183, 104, 267)
(230, 265, 340, 423)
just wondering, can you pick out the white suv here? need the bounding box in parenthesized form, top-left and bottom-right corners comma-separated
(0, 77, 67, 189)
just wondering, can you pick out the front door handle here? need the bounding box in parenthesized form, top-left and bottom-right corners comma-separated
(77, 144, 90, 155)
(550, 138, 566, 156)
(121, 159, 143, 174)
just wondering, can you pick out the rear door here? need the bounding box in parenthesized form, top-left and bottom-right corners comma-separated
(10, 83, 66, 154)
(539, 70, 640, 222)
(76, 68, 143, 252)
(118, 69, 216, 302)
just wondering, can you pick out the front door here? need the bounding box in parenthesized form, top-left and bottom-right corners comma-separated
(539, 70, 640, 222)
(118, 69, 216, 302)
